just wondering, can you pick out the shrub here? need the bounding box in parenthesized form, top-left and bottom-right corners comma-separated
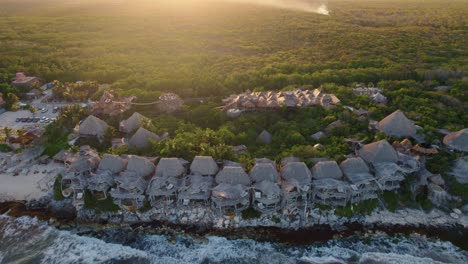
(242, 207, 261, 219)
(383, 191, 398, 212)
(53, 174, 65, 201)
(0, 144, 12, 152)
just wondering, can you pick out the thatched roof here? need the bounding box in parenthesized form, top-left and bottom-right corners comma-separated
(119, 112, 149, 134)
(87, 170, 115, 192)
(258, 130, 272, 144)
(190, 156, 219, 176)
(253, 180, 281, 197)
(340, 157, 374, 184)
(215, 166, 251, 186)
(255, 158, 276, 166)
(98, 154, 127, 173)
(450, 157, 468, 184)
(212, 183, 249, 200)
(128, 127, 160, 149)
(281, 157, 300, 167)
(155, 158, 186, 178)
(313, 178, 350, 191)
(249, 163, 279, 183)
(358, 140, 398, 165)
(114, 172, 148, 194)
(125, 155, 155, 178)
(311, 161, 343, 180)
(377, 110, 417, 137)
(443, 128, 468, 152)
(178, 174, 214, 200)
(69, 156, 101, 173)
(280, 162, 311, 186)
(78, 115, 108, 138)
(146, 176, 181, 196)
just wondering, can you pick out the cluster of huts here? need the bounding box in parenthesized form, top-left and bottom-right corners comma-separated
(89, 90, 136, 117)
(353, 85, 387, 104)
(76, 112, 166, 149)
(53, 137, 423, 215)
(222, 89, 340, 117)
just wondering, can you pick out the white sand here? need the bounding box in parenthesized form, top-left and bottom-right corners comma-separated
(0, 163, 63, 201)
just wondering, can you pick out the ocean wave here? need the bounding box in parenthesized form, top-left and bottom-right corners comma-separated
(0, 216, 466, 264)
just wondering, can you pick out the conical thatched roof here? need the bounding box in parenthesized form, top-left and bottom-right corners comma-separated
(119, 112, 149, 134)
(155, 158, 186, 178)
(125, 155, 155, 178)
(377, 110, 417, 137)
(78, 115, 108, 138)
(258, 130, 272, 144)
(128, 127, 160, 149)
(215, 166, 251, 186)
(311, 161, 343, 180)
(340, 157, 374, 184)
(281, 157, 300, 167)
(254, 158, 276, 167)
(98, 154, 128, 173)
(443, 128, 468, 152)
(280, 162, 312, 186)
(358, 140, 398, 165)
(190, 156, 219, 176)
(212, 183, 249, 200)
(249, 163, 279, 183)
(340, 157, 373, 180)
(253, 180, 281, 197)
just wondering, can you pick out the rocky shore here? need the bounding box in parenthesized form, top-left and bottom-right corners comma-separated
(1, 196, 467, 250)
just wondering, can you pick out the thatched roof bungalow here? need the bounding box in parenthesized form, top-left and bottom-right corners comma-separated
(119, 112, 150, 134)
(340, 157, 378, 203)
(190, 156, 219, 176)
(377, 110, 417, 138)
(358, 140, 398, 165)
(443, 128, 468, 152)
(178, 174, 214, 206)
(78, 115, 109, 138)
(128, 127, 160, 149)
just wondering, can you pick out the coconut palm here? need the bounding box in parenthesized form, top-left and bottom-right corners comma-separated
(3, 127, 12, 143)
(16, 128, 26, 147)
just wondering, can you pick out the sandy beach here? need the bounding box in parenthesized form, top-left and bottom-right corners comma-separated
(0, 163, 62, 201)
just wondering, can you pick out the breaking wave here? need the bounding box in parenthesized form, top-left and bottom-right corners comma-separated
(0, 215, 466, 264)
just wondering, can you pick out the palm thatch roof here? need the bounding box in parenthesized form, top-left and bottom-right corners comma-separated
(114, 172, 148, 194)
(255, 158, 276, 166)
(358, 140, 398, 165)
(128, 127, 160, 149)
(125, 155, 155, 178)
(249, 163, 279, 183)
(190, 156, 219, 176)
(377, 110, 417, 137)
(98, 154, 128, 173)
(311, 161, 343, 180)
(87, 170, 115, 192)
(78, 115, 108, 138)
(146, 176, 181, 196)
(443, 128, 468, 152)
(253, 180, 281, 197)
(178, 174, 214, 200)
(212, 183, 249, 200)
(281, 157, 300, 167)
(119, 112, 149, 134)
(155, 158, 186, 178)
(450, 157, 468, 184)
(280, 162, 312, 186)
(340, 157, 374, 184)
(215, 166, 251, 186)
(258, 130, 272, 144)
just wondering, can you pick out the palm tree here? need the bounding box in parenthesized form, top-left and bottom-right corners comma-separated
(16, 128, 26, 147)
(3, 127, 11, 143)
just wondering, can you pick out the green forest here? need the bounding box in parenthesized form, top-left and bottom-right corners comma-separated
(1, 0, 467, 165)
(0, 0, 466, 99)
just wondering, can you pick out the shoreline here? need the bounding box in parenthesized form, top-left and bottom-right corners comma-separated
(2, 200, 467, 250)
